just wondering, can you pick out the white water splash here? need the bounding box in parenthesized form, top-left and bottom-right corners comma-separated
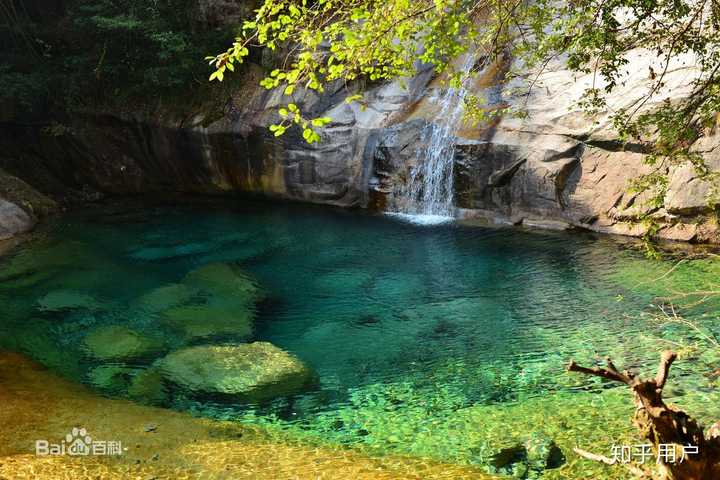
(390, 55, 475, 223)
(384, 212, 455, 226)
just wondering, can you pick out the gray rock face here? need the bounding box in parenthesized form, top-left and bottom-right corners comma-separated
(1, 46, 718, 243)
(367, 52, 720, 242)
(0, 198, 35, 240)
(665, 163, 714, 214)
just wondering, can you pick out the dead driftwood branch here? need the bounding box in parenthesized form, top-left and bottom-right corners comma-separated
(567, 351, 720, 480)
(573, 447, 651, 478)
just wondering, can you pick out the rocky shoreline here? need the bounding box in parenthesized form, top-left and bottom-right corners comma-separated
(2, 51, 719, 244)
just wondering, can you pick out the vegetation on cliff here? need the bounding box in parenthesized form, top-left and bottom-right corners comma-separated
(210, 0, 720, 218)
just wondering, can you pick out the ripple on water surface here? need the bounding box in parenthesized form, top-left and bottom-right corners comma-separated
(0, 199, 718, 476)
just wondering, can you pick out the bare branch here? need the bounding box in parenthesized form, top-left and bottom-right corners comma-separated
(654, 350, 677, 390)
(566, 359, 632, 384)
(573, 448, 652, 478)
(573, 447, 616, 465)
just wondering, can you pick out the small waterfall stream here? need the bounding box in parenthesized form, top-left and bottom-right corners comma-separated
(389, 56, 475, 224)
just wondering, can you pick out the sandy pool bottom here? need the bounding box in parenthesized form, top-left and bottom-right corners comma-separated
(0, 350, 495, 480)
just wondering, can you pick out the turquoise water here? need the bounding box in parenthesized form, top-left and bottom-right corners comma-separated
(1, 198, 718, 474)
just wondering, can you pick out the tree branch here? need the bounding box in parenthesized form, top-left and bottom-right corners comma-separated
(654, 350, 676, 390)
(566, 359, 632, 384)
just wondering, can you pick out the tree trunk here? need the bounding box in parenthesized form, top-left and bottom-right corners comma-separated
(568, 351, 720, 479)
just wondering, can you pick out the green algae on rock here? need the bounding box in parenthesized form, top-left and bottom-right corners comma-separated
(83, 325, 163, 361)
(183, 262, 264, 303)
(128, 367, 168, 406)
(157, 342, 314, 402)
(87, 364, 138, 393)
(136, 283, 199, 313)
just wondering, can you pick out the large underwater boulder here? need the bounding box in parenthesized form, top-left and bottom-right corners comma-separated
(83, 325, 163, 361)
(157, 342, 314, 402)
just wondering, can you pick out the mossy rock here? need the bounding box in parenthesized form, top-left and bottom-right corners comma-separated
(157, 342, 314, 402)
(128, 367, 167, 406)
(137, 283, 198, 312)
(183, 262, 264, 303)
(87, 365, 137, 392)
(0, 168, 58, 218)
(161, 302, 254, 341)
(83, 325, 163, 361)
(37, 289, 99, 312)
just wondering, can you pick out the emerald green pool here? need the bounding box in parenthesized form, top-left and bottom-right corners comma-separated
(1, 198, 718, 478)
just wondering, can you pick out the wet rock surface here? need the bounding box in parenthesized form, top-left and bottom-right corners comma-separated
(0, 198, 35, 240)
(157, 342, 315, 402)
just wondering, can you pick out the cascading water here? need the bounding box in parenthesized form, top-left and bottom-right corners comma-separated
(389, 56, 475, 224)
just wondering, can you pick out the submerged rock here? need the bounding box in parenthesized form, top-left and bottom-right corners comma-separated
(161, 303, 254, 341)
(37, 290, 99, 312)
(524, 432, 565, 472)
(183, 262, 263, 303)
(0, 239, 113, 290)
(483, 432, 565, 479)
(83, 325, 162, 361)
(137, 283, 198, 312)
(157, 342, 314, 402)
(128, 367, 167, 406)
(87, 365, 137, 392)
(127, 241, 214, 261)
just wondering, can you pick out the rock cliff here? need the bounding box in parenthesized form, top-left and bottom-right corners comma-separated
(1, 46, 718, 243)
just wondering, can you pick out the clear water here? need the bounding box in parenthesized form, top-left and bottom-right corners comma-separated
(1, 198, 718, 473)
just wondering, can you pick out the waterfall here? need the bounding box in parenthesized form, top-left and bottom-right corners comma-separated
(389, 55, 474, 224)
